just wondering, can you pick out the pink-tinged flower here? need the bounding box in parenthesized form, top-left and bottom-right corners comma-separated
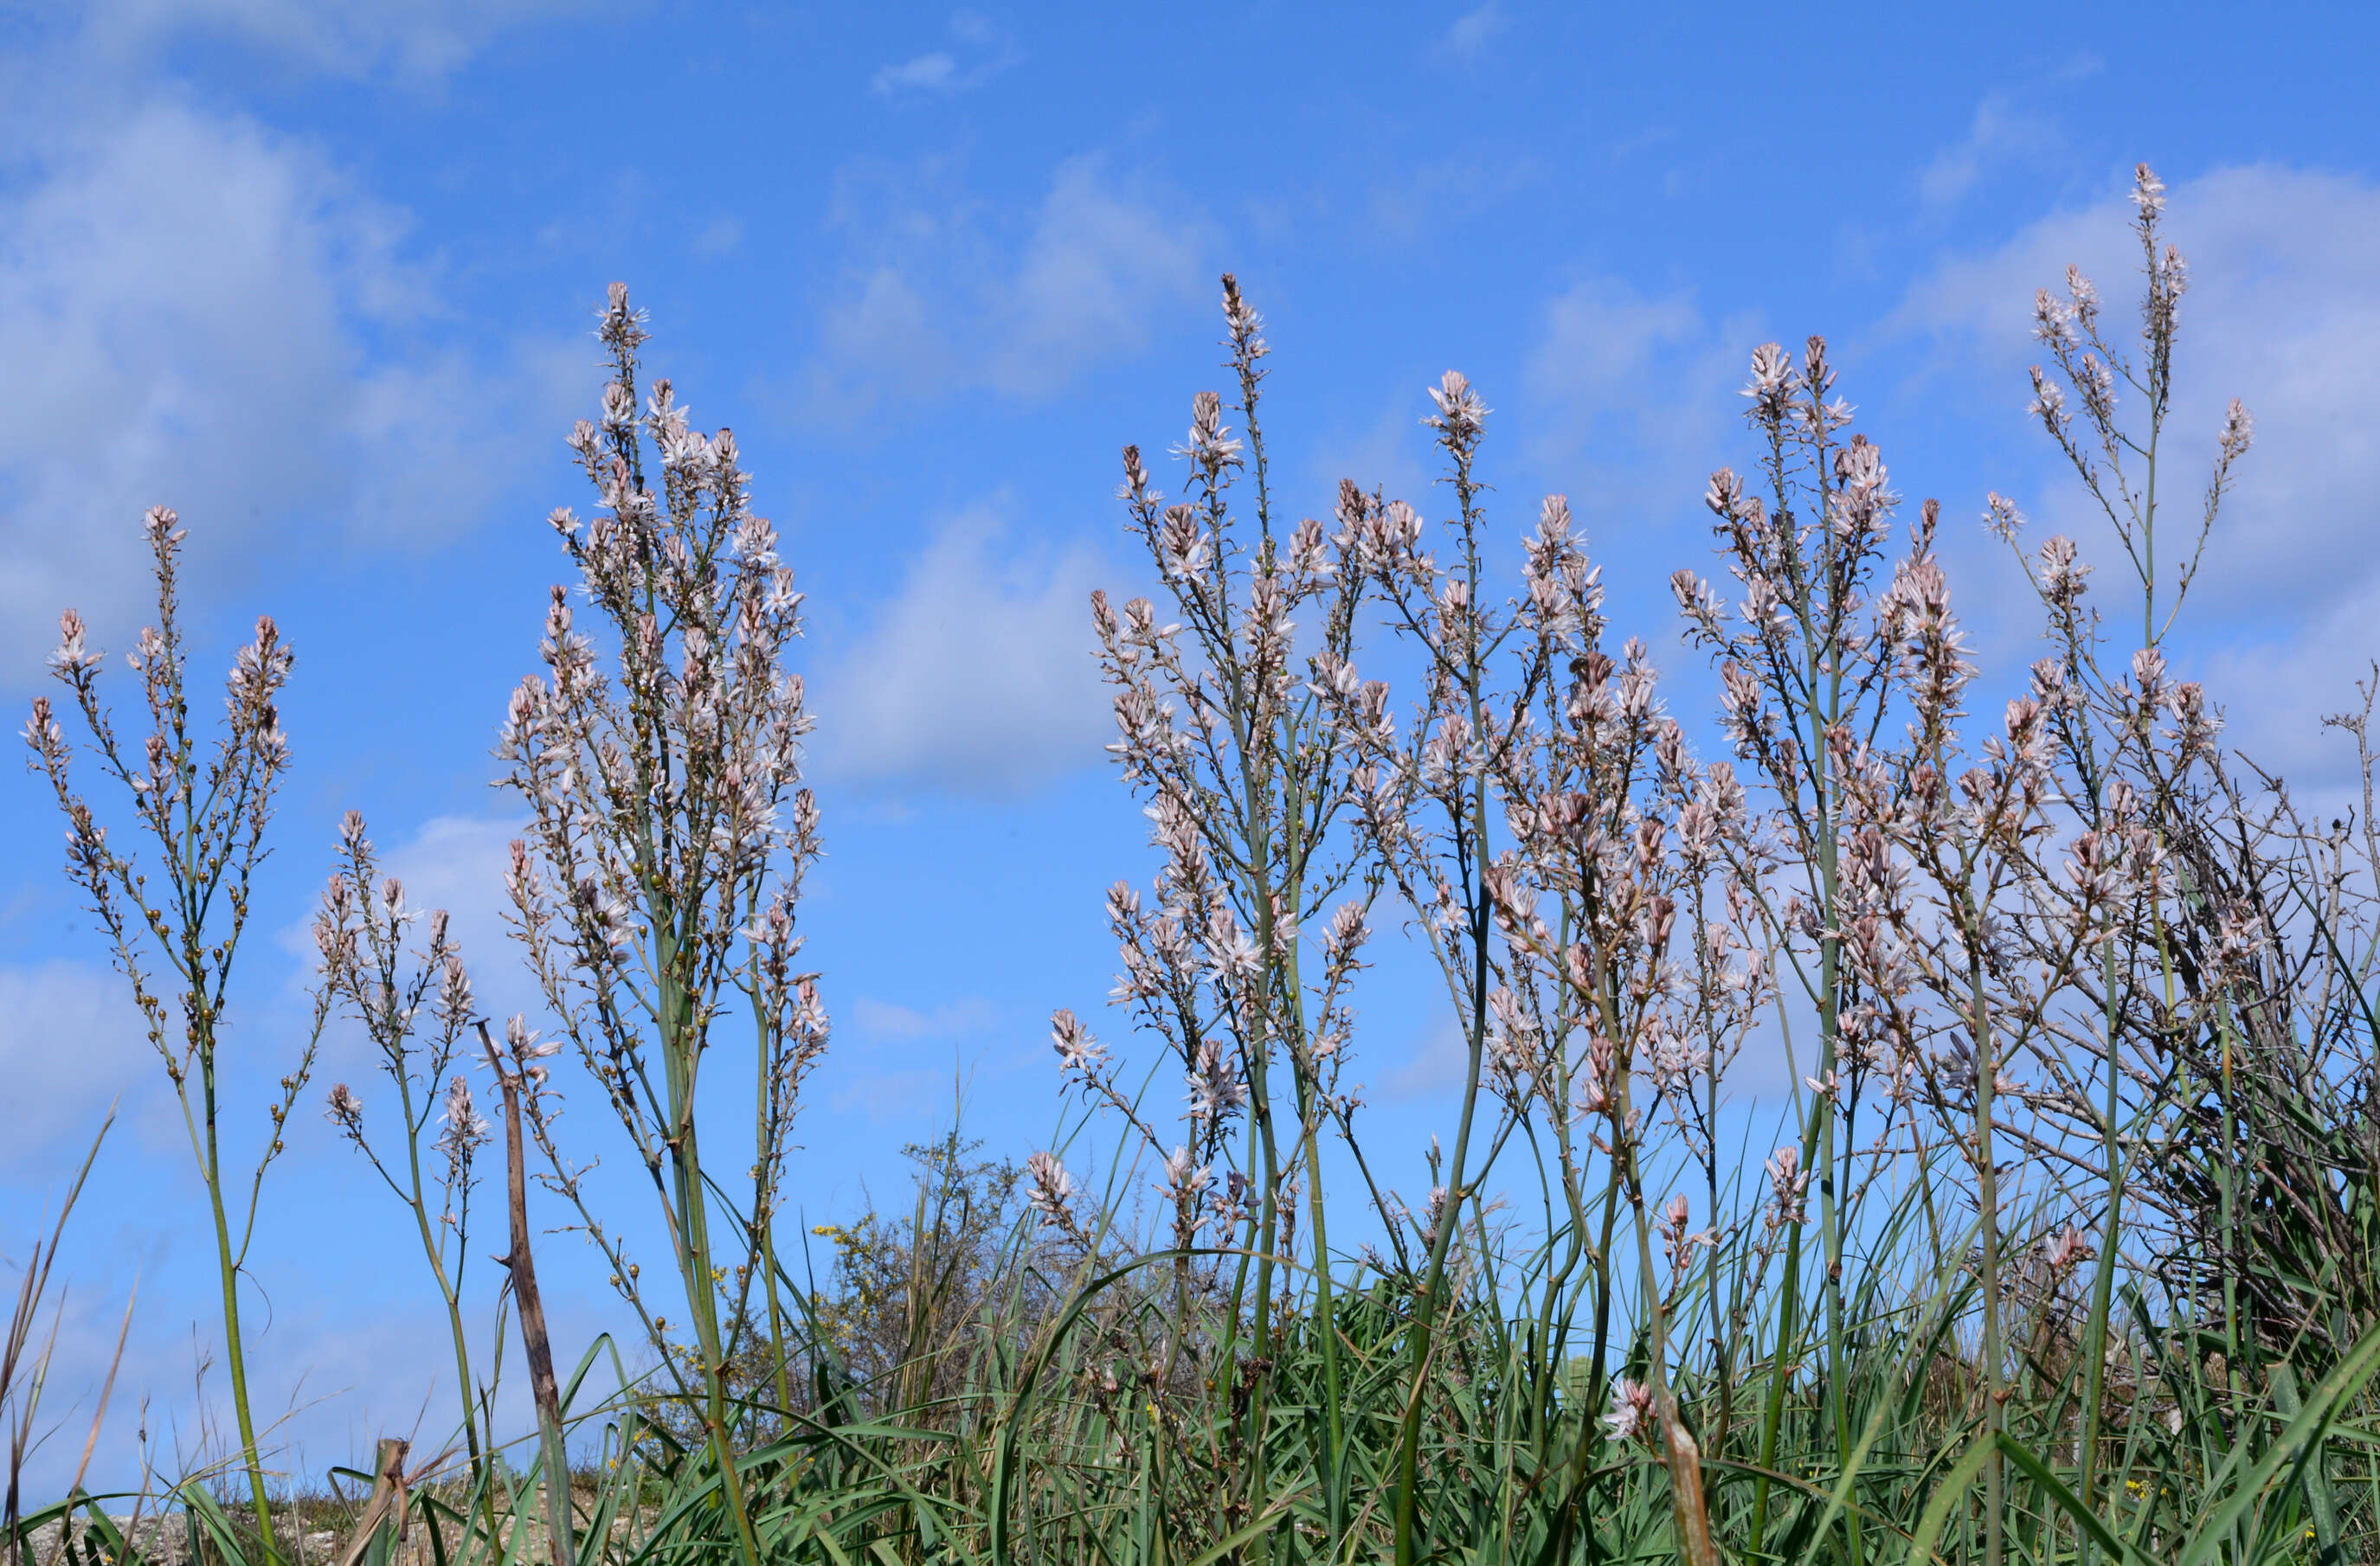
(1204, 905, 1263, 985)
(1186, 1037, 1248, 1122)
(2042, 1225, 2095, 1275)
(1704, 466, 1744, 518)
(1050, 1007, 1107, 1075)
(506, 1014, 561, 1063)
(1605, 1377, 1655, 1442)
(22, 696, 61, 757)
(2217, 398, 2254, 464)
(1766, 1146, 1809, 1225)
(437, 1075, 490, 1156)
(49, 609, 100, 675)
(1746, 343, 1791, 396)
(1155, 504, 1213, 581)
(1323, 900, 1370, 959)
(1026, 1151, 1075, 1223)
(1162, 1145, 1213, 1203)
(125, 626, 166, 676)
(439, 953, 473, 1022)
(1170, 389, 1244, 474)
(1424, 369, 1489, 444)
(1577, 1034, 1616, 1119)
(2132, 162, 2165, 217)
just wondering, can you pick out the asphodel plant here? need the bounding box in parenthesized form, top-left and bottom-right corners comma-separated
(315, 812, 499, 1539)
(497, 284, 827, 1565)
(1045, 274, 1379, 1551)
(26, 509, 323, 1562)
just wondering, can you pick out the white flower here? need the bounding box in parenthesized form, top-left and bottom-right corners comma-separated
(1204, 906, 1263, 985)
(1026, 1152, 1075, 1224)
(1766, 1146, 1809, 1225)
(1050, 1008, 1107, 1075)
(1162, 1145, 1213, 1202)
(1605, 1377, 1654, 1443)
(48, 609, 100, 675)
(436, 1075, 491, 1157)
(2042, 1225, 2095, 1274)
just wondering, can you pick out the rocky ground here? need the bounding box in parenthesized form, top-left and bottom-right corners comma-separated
(16, 1492, 624, 1566)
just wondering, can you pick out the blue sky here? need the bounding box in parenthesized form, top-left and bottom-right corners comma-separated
(5, 0, 2379, 1492)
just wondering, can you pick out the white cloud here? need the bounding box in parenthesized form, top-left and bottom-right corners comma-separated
(2197, 592, 2380, 796)
(691, 215, 744, 259)
(831, 1065, 961, 1125)
(1380, 1017, 1467, 1103)
(813, 500, 1111, 794)
(850, 995, 997, 1041)
(1917, 92, 2064, 216)
(806, 153, 1207, 414)
(869, 11, 1021, 98)
(1896, 164, 2380, 768)
(826, 995, 1010, 1128)
(0, 99, 571, 687)
(1441, 3, 1505, 58)
(1303, 398, 1437, 518)
(0, 959, 154, 1169)
(1523, 273, 1746, 516)
(872, 52, 959, 94)
(990, 158, 1207, 396)
(1369, 153, 1542, 240)
(76, 0, 601, 82)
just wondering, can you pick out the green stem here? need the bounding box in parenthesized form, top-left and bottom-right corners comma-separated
(201, 1031, 280, 1563)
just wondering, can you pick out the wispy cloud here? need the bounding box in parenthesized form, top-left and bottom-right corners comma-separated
(812, 499, 1111, 796)
(1440, 3, 1504, 59)
(1918, 92, 2065, 217)
(871, 10, 1023, 97)
(1369, 151, 1542, 239)
(0, 98, 576, 686)
(1523, 272, 1748, 518)
(803, 152, 1208, 414)
(691, 214, 743, 258)
(851, 995, 998, 1041)
(0, 959, 152, 1169)
(77, 0, 605, 83)
(872, 52, 959, 93)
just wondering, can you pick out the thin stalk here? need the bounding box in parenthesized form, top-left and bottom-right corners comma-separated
(1392, 452, 1494, 1566)
(1965, 900, 2005, 1566)
(197, 1025, 279, 1564)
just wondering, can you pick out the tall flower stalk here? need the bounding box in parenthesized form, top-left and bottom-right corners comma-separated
(498, 285, 827, 1565)
(1675, 339, 1913, 1556)
(2006, 159, 2256, 1514)
(1058, 274, 1376, 1549)
(1325, 369, 1549, 1566)
(25, 509, 321, 1560)
(316, 812, 497, 1536)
